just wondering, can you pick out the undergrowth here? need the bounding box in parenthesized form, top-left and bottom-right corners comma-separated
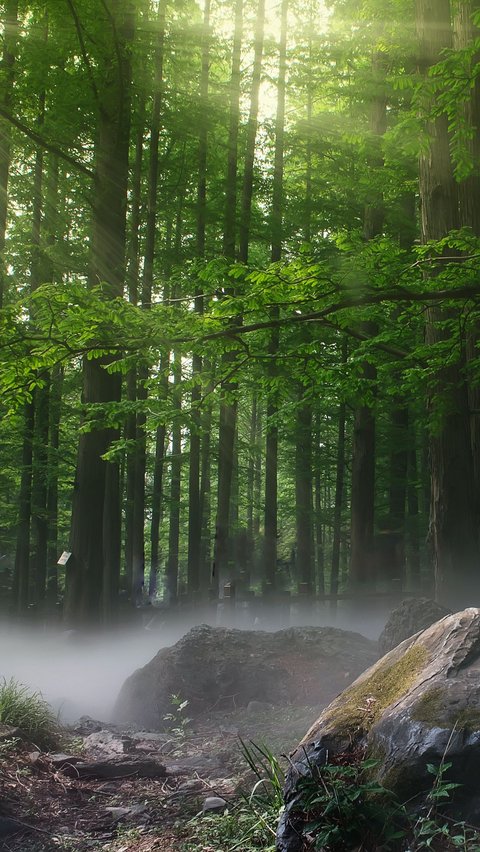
(180, 739, 480, 852)
(0, 677, 65, 751)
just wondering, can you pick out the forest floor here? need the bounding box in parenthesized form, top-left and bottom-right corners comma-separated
(0, 702, 316, 852)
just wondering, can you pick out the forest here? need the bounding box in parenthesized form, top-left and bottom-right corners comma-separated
(1, 0, 479, 626)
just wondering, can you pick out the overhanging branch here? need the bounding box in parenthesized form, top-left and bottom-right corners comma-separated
(187, 284, 480, 343)
(0, 107, 95, 179)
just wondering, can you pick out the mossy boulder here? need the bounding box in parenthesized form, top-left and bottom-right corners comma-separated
(278, 608, 480, 852)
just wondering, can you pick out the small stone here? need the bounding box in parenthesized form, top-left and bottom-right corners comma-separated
(0, 723, 20, 741)
(202, 796, 227, 814)
(105, 804, 146, 820)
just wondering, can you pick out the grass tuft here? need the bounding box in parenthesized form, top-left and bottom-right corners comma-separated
(0, 677, 65, 751)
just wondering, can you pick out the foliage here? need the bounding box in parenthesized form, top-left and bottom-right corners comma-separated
(294, 752, 406, 850)
(408, 761, 480, 851)
(0, 678, 65, 751)
(162, 693, 191, 740)
(179, 739, 286, 852)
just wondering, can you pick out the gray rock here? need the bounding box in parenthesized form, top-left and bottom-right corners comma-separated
(113, 624, 378, 729)
(277, 608, 480, 851)
(72, 716, 103, 735)
(202, 796, 227, 814)
(105, 804, 146, 821)
(378, 597, 450, 655)
(0, 724, 20, 742)
(83, 729, 130, 755)
(61, 756, 167, 779)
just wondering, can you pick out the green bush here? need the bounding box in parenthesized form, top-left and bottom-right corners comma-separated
(0, 678, 64, 751)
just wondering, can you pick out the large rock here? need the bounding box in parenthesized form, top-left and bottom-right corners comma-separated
(378, 596, 451, 655)
(278, 608, 480, 852)
(113, 624, 378, 729)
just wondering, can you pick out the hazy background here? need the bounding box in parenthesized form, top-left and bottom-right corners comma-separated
(0, 603, 389, 723)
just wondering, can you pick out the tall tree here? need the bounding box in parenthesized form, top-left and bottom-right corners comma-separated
(264, 0, 288, 591)
(416, 0, 479, 606)
(349, 50, 387, 588)
(212, 0, 243, 595)
(239, 0, 265, 263)
(65, 0, 135, 624)
(0, 0, 18, 309)
(131, 0, 167, 604)
(187, 0, 211, 596)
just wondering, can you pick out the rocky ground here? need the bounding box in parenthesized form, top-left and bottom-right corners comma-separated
(0, 702, 318, 852)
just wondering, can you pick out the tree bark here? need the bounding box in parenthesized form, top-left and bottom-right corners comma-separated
(416, 0, 480, 607)
(124, 93, 146, 591)
(66, 0, 135, 625)
(239, 0, 265, 263)
(296, 395, 313, 591)
(264, 0, 288, 591)
(213, 0, 243, 594)
(165, 351, 182, 604)
(349, 50, 387, 588)
(331, 338, 347, 608)
(187, 0, 211, 595)
(0, 0, 18, 309)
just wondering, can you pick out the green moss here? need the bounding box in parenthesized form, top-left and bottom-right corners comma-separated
(411, 687, 444, 725)
(448, 708, 480, 731)
(321, 644, 429, 737)
(411, 687, 480, 732)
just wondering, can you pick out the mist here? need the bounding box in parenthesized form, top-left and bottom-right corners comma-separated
(0, 601, 390, 725)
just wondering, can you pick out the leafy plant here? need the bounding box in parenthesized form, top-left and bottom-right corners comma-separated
(163, 693, 191, 739)
(294, 754, 406, 850)
(239, 739, 285, 810)
(408, 761, 480, 851)
(0, 678, 65, 751)
(179, 739, 286, 852)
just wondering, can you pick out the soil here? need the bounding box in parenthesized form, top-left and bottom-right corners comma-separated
(0, 703, 318, 852)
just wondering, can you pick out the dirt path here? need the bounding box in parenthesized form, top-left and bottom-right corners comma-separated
(0, 704, 317, 851)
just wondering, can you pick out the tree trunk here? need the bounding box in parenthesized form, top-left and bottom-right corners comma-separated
(416, 0, 480, 607)
(187, 0, 211, 595)
(314, 419, 325, 596)
(454, 0, 480, 515)
(149, 420, 167, 598)
(223, 0, 243, 259)
(131, 0, 167, 605)
(124, 94, 146, 592)
(213, 0, 243, 595)
(66, 0, 135, 625)
(0, 0, 18, 309)
(407, 428, 421, 587)
(264, 0, 288, 591)
(165, 351, 182, 604)
(46, 365, 63, 610)
(387, 405, 409, 586)
(331, 338, 347, 608)
(13, 402, 35, 612)
(199, 392, 213, 593)
(296, 395, 313, 591)
(349, 51, 386, 589)
(239, 0, 265, 263)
